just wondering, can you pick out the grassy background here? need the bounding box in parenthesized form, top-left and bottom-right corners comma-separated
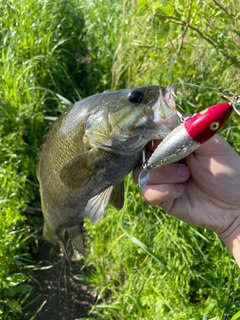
(0, 0, 240, 318)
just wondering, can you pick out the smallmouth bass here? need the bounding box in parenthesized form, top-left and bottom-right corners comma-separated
(37, 85, 180, 256)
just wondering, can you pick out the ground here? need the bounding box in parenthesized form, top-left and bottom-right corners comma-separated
(26, 240, 96, 320)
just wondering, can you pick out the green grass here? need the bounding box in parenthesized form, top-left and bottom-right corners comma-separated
(80, 176, 240, 319)
(0, 0, 86, 317)
(0, 0, 240, 318)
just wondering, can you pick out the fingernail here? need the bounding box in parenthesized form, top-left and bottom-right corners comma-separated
(177, 165, 189, 177)
(138, 170, 149, 188)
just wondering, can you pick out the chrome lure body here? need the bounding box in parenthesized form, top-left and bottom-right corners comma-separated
(139, 102, 233, 187)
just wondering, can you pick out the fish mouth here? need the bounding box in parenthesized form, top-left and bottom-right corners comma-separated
(152, 85, 177, 121)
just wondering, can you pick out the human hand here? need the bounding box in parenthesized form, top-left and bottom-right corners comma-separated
(133, 135, 240, 266)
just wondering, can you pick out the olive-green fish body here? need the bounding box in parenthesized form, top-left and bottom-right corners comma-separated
(37, 85, 179, 255)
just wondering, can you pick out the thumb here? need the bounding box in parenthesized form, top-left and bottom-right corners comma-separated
(194, 135, 236, 157)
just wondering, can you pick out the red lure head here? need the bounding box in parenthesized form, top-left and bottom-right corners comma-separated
(184, 102, 233, 144)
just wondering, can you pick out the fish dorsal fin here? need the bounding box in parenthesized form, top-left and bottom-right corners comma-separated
(60, 151, 93, 188)
(85, 186, 114, 224)
(109, 182, 124, 210)
(67, 225, 84, 254)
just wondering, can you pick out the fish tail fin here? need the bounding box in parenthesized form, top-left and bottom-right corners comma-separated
(58, 237, 71, 262)
(43, 222, 84, 259)
(43, 223, 70, 260)
(67, 224, 85, 254)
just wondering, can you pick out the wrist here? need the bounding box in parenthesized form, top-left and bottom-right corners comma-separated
(218, 215, 240, 267)
(231, 241, 240, 267)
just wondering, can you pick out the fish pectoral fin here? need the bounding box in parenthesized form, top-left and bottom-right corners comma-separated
(67, 225, 84, 254)
(60, 151, 93, 188)
(85, 186, 114, 224)
(109, 182, 124, 210)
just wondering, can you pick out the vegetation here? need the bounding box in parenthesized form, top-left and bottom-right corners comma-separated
(0, 0, 239, 318)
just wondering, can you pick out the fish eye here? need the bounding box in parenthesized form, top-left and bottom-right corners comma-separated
(128, 90, 143, 103)
(210, 121, 220, 131)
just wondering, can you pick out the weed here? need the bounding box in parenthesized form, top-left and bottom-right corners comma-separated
(1, 0, 240, 318)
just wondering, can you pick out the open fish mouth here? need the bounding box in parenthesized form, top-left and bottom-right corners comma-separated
(152, 84, 177, 121)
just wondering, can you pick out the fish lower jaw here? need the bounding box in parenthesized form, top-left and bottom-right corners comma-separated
(152, 96, 166, 121)
(152, 88, 177, 121)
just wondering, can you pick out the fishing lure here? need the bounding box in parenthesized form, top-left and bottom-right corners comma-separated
(139, 102, 233, 187)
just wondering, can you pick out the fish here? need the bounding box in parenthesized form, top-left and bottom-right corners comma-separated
(37, 85, 180, 256)
(138, 102, 233, 187)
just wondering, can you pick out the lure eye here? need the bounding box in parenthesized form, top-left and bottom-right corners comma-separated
(128, 90, 143, 103)
(210, 121, 220, 131)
